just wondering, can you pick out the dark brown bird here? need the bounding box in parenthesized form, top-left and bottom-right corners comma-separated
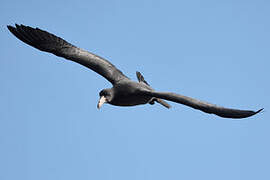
(7, 24, 263, 118)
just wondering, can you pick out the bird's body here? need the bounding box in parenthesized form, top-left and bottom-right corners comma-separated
(7, 24, 262, 119)
(106, 79, 153, 107)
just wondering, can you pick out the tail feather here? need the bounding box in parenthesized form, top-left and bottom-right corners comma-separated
(156, 98, 171, 109)
(136, 71, 171, 109)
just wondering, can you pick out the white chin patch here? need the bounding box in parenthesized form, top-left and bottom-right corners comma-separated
(97, 96, 107, 109)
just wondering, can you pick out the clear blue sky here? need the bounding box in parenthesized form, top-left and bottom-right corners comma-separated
(1, 0, 269, 180)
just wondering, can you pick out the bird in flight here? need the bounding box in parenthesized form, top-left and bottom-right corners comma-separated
(7, 24, 262, 119)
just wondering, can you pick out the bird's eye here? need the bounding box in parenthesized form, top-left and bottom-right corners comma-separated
(100, 90, 108, 96)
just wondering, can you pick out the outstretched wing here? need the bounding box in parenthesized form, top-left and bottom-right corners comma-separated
(7, 24, 128, 84)
(142, 91, 262, 118)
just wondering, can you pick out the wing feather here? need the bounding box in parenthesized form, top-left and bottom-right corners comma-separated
(7, 24, 128, 84)
(143, 91, 262, 118)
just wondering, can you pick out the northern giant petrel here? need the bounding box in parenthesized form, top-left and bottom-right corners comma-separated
(7, 24, 262, 119)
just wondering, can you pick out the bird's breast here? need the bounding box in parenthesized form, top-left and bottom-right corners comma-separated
(110, 81, 152, 106)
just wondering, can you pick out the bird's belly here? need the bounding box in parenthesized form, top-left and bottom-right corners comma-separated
(109, 80, 153, 107)
(110, 94, 152, 107)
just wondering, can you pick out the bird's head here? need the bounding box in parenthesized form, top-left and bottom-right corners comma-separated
(97, 88, 113, 109)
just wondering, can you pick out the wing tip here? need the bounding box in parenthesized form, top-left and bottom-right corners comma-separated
(242, 108, 264, 119)
(7, 24, 15, 31)
(7, 24, 23, 34)
(7, 23, 22, 28)
(255, 108, 264, 115)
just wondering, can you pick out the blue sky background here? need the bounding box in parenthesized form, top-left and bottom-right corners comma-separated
(1, 0, 269, 180)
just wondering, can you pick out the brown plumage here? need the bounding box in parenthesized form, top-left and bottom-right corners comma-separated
(7, 24, 263, 118)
